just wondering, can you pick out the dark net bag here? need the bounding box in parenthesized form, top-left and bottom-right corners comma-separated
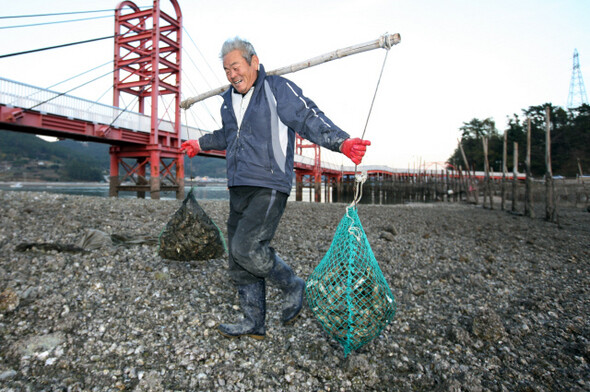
(158, 187, 226, 261)
(306, 205, 396, 357)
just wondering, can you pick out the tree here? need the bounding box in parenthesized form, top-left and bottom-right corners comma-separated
(449, 118, 501, 172)
(63, 159, 103, 181)
(448, 104, 590, 177)
(460, 118, 497, 140)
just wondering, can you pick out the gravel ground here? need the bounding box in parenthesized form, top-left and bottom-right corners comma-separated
(0, 190, 589, 392)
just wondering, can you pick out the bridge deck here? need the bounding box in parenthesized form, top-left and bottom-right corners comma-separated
(0, 77, 521, 181)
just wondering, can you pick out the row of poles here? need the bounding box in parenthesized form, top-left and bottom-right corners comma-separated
(460, 106, 587, 224)
(300, 106, 588, 225)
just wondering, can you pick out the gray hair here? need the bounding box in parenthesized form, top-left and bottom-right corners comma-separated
(220, 37, 257, 64)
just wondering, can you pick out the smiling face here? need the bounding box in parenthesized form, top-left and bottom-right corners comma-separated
(223, 49, 259, 94)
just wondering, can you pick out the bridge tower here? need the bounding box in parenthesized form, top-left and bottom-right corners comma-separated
(567, 49, 589, 108)
(109, 0, 184, 199)
(295, 134, 324, 202)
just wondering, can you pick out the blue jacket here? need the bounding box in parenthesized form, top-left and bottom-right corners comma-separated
(198, 64, 350, 195)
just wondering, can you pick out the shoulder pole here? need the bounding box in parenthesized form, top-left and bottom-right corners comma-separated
(181, 33, 401, 109)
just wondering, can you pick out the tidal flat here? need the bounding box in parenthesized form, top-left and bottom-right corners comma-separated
(1, 190, 589, 391)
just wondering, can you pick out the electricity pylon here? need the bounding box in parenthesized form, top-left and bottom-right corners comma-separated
(567, 49, 589, 108)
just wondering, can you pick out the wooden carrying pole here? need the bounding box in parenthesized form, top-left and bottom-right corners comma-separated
(180, 33, 401, 108)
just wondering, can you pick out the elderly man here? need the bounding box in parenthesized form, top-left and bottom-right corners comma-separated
(181, 37, 370, 340)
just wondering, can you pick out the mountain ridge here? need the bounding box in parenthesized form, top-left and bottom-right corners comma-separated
(0, 130, 226, 182)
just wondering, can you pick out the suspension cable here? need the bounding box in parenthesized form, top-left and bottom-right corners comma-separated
(0, 15, 112, 30)
(27, 67, 118, 110)
(183, 27, 223, 86)
(88, 86, 113, 110)
(182, 49, 219, 94)
(181, 27, 225, 129)
(46, 60, 111, 90)
(107, 83, 151, 130)
(181, 42, 224, 127)
(0, 35, 114, 59)
(0, 9, 115, 19)
(181, 73, 221, 128)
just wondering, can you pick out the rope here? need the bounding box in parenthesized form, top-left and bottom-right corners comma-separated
(350, 46, 391, 207)
(184, 109, 195, 188)
(360, 49, 390, 141)
(347, 172, 367, 240)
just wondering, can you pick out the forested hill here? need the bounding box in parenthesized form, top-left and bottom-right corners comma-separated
(447, 104, 590, 177)
(0, 130, 226, 182)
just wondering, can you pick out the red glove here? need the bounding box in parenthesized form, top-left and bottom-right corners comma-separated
(340, 138, 371, 165)
(180, 140, 200, 158)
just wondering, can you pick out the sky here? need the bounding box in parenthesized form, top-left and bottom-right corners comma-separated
(1, 0, 589, 169)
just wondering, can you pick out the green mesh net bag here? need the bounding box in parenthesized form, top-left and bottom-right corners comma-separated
(306, 205, 396, 357)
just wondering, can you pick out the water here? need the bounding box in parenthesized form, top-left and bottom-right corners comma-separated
(0, 182, 313, 202)
(0, 182, 411, 204)
(0, 182, 230, 200)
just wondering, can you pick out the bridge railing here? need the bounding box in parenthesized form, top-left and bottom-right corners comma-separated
(0, 77, 212, 138)
(1, 77, 413, 174)
(0, 77, 155, 132)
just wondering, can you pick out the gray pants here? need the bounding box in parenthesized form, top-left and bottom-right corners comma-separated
(227, 186, 288, 285)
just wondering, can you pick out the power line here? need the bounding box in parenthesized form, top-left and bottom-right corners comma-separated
(0, 35, 114, 59)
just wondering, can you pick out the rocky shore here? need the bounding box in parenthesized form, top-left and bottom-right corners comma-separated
(1, 190, 589, 391)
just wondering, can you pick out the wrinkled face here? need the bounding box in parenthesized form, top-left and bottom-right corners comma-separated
(223, 50, 259, 94)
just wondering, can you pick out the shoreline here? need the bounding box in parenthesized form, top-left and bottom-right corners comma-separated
(0, 180, 228, 187)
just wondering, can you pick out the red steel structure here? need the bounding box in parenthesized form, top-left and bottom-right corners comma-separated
(295, 135, 324, 202)
(110, 0, 183, 199)
(294, 136, 352, 203)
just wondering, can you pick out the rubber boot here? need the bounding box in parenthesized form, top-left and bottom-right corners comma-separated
(218, 280, 266, 340)
(268, 252, 305, 325)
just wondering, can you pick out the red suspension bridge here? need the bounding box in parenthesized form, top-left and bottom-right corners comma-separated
(0, 0, 515, 201)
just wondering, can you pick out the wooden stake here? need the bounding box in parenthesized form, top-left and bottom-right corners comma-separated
(458, 139, 473, 203)
(482, 137, 493, 209)
(524, 118, 535, 218)
(512, 142, 518, 212)
(577, 158, 589, 208)
(501, 131, 507, 211)
(545, 106, 556, 222)
(473, 164, 479, 205)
